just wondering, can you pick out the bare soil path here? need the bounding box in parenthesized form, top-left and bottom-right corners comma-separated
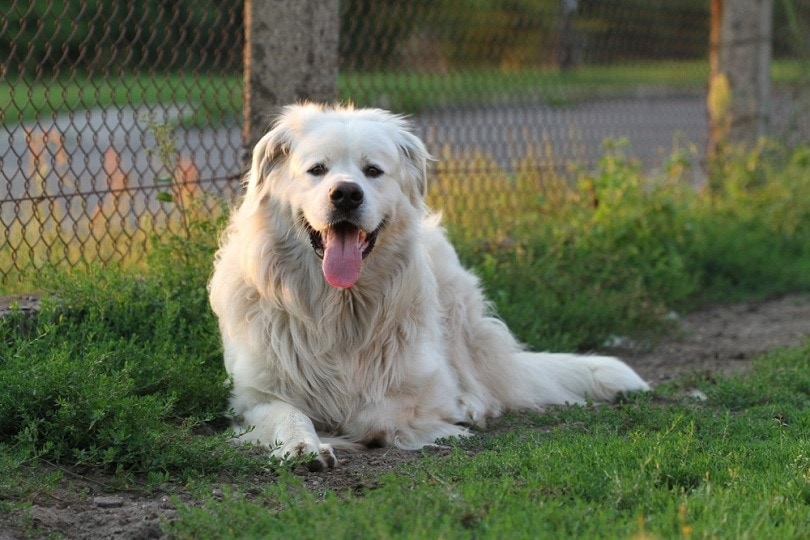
(624, 294, 810, 384)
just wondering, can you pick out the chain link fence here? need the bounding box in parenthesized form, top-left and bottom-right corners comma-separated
(1, 1, 244, 284)
(2, 0, 809, 286)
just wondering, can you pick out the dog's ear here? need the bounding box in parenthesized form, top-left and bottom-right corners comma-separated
(395, 127, 430, 203)
(241, 115, 296, 213)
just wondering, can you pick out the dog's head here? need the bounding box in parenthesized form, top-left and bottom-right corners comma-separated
(242, 103, 430, 289)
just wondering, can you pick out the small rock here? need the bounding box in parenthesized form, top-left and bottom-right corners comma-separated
(602, 334, 640, 350)
(94, 496, 125, 508)
(685, 389, 708, 401)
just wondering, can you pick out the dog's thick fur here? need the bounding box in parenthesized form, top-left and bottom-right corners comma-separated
(209, 103, 649, 468)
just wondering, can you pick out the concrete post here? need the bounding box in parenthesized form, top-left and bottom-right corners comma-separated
(243, 0, 339, 157)
(708, 0, 773, 160)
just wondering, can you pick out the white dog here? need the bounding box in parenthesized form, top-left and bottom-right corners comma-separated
(209, 103, 649, 469)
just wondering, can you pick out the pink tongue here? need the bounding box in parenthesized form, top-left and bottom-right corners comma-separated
(322, 226, 363, 288)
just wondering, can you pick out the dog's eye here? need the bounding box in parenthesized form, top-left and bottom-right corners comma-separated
(363, 165, 384, 178)
(307, 164, 327, 176)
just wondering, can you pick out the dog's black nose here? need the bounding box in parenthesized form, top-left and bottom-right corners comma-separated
(329, 182, 364, 211)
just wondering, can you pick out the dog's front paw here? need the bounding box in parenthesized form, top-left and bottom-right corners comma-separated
(274, 439, 337, 471)
(457, 393, 487, 428)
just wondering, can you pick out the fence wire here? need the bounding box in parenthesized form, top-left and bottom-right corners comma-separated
(1, 1, 243, 284)
(2, 0, 809, 286)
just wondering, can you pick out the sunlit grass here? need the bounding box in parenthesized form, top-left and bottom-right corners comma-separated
(428, 140, 810, 350)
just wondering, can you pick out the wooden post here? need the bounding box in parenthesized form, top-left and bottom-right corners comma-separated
(708, 0, 773, 161)
(555, 0, 579, 70)
(243, 0, 339, 159)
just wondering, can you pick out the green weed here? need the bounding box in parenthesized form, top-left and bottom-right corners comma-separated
(433, 140, 810, 350)
(696, 141, 810, 299)
(0, 143, 231, 478)
(0, 268, 227, 473)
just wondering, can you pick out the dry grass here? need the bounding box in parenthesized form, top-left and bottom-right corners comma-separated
(427, 141, 573, 246)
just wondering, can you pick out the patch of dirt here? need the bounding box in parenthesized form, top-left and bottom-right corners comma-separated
(620, 294, 810, 384)
(3, 490, 182, 540)
(1, 294, 809, 539)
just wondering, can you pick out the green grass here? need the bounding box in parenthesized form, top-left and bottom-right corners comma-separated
(3, 59, 806, 124)
(342, 60, 709, 112)
(167, 345, 810, 538)
(0, 71, 242, 125)
(347, 58, 810, 112)
(2, 142, 810, 536)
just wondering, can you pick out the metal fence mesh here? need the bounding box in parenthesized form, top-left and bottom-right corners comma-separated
(2, 1, 244, 282)
(2, 1, 809, 286)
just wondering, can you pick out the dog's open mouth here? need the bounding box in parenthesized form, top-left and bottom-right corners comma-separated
(306, 220, 380, 289)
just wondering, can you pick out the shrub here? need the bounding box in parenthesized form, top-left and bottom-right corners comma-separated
(434, 140, 810, 349)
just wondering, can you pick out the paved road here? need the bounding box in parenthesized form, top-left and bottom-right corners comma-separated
(415, 89, 806, 173)
(1, 105, 241, 225)
(416, 92, 709, 169)
(2, 91, 806, 227)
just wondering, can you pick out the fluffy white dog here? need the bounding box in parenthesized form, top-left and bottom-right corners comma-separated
(209, 103, 649, 469)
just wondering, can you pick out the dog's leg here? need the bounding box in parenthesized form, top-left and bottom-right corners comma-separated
(236, 401, 337, 470)
(505, 352, 650, 407)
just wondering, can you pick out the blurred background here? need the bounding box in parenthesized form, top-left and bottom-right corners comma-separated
(1, 0, 808, 284)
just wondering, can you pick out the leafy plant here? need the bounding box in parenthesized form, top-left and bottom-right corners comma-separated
(433, 140, 810, 350)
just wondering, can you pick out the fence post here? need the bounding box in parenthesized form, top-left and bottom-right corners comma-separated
(243, 0, 340, 159)
(707, 0, 773, 163)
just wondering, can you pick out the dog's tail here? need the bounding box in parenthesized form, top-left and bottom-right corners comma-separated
(501, 352, 650, 408)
